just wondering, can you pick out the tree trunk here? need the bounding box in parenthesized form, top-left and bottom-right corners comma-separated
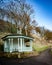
(25, 29, 27, 36)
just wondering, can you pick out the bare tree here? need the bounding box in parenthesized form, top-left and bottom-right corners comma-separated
(0, 0, 34, 36)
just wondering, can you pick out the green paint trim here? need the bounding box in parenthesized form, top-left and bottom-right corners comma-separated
(2, 34, 33, 40)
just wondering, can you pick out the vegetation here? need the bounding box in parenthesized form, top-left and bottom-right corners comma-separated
(35, 26, 52, 41)
(0, 0, 52, 40)
(33, 45, 49, 53)
(0, 0, 35, 36)
(0, 0, 52, 57)
(0, 19, 16, 33)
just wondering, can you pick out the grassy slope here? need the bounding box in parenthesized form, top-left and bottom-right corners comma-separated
(31, 33, 51, 53)
(0, 20, 52, 58)
(33, 44, 49, 52)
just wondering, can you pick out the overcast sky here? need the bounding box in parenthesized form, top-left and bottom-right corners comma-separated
(26, 0, 52, 31)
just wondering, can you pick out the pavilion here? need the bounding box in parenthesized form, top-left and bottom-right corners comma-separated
(2, 33, 33, 53)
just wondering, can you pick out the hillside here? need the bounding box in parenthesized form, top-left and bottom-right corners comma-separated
(0, 19, 52, 53)
(0, 19, 13, 32)
(0, 19, 7, 32)
(0, 19, 14, 44)
(30, 33, 52, 52)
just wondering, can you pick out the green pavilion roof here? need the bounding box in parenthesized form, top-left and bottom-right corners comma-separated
(2, 34, 33, 40)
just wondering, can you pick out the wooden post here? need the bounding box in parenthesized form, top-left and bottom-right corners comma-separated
(8, 39, 10, 52)
(4, 40, 7, 52)
(25, 29, 27, 36)
(30, 40, 32, 51)
(18, 38, 19, 50)
(11, 38, 13, 52)
(20, 28, 22, 34)
(23, 38, 24, 46)
(20, 38, 22, 52)
(18, 52, 21, 58)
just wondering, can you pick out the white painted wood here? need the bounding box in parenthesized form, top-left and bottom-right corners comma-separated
(4, 41, 7, 52)
(11, 38, 13, 52)
(4, 41, 7, 48)
(18, 38, 19, 50)
(30, 40, 32, 51)
(8, 38, 11, 52)
(6, 36, 33, 40)
(23, 38, 24, 47)
(4, 36, 33, 52)
(20, 38, 22, 52)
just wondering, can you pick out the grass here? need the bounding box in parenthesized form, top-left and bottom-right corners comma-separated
(50, 48, 52, 55)
(33, 44, 49, 53)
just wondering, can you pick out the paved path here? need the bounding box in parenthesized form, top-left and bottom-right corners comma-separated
(35, 49, 52, 65)
(0, 49, 52, 65)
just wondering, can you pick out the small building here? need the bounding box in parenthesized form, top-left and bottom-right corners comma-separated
(2, 34, 33, 53)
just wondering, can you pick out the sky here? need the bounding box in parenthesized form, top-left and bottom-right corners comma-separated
(0, 0, 52, 31)
(26, 0, 52, 31)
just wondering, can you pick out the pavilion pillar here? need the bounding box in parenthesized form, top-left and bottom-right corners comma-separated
(18, 38, 19, 50)
(22, 38, 24, 51)
(4, 40, 7, 52)
(23, 38, 24, 47)
(20, 38, 23, 52)
(8, 38, 10, 52)
(30, 40, 32, 51)
(11, 38, 13, 52)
